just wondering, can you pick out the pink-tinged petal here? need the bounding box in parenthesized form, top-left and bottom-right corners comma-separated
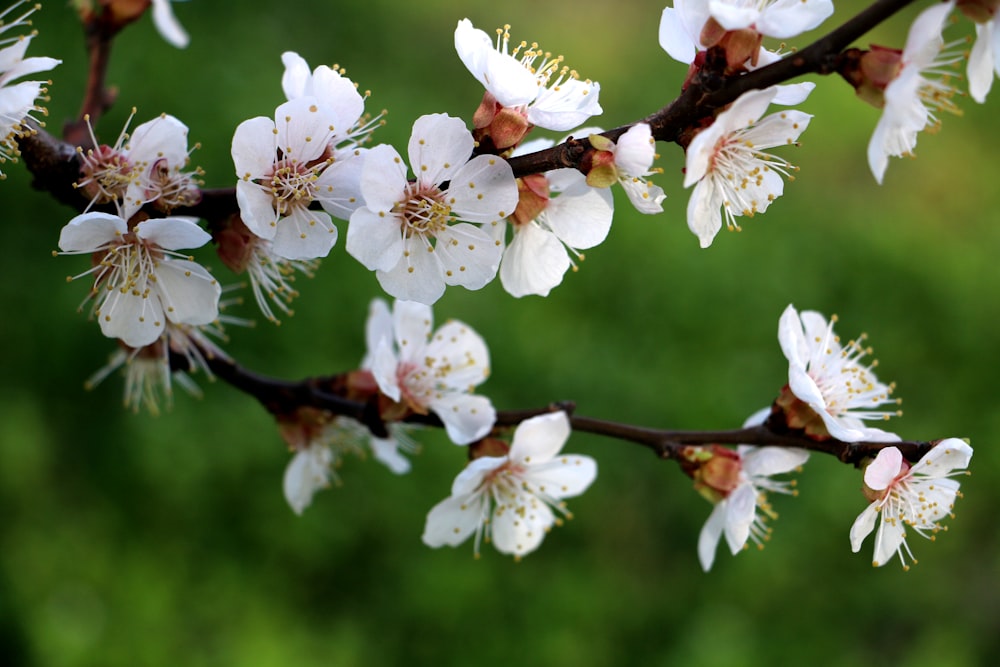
(491, 490, 554, 556)
(270, 208, 338, 260)
(316, 151, 368, 221)
(425, 319, 490, 389)
(422, 492, 486, 547)
(528, 78, 602, 131)
(282, 445, 332, 515)
(151, 0, 189, 48)
(359, 144, 408, 212)
(434, 223, 502, 290)
(864, 447, 903, 491)
(232, 116, 277, 178)
(756, 0, 834, 39)
(500, 221, 570, 298)
(98, 288, 164, 348)
(280, 51, 311, 100)
(274, 97, 336, 164)
(376, 240, 446, 305)
(724, 483, 757, 554)
(236, 182, 279, 240)
(311, 66, 365, 132)
(392, 299, 433, 357)
(154, 259, 220, 325)
(447, 154, 518, 223)
(912, 439, 973, 475)
(524, 455, 597, 499)
(128, 114, 189, 168)
(544, 174, 614, 249)
(409, 114, 474, 187)
(134, 216, 210, 251)
(371, 338, 401, 402)
(849, 503, 879, 553)
(742, 447, 809, 477)
(508, 412, 571, 465)
(659, 7, 698, 64)
(428, 393, 496, 445)
(698, 502, 727, 571)
(59, 212, 126, 252)
(346, 207, 403, 272)
(686, 178, 724, 248)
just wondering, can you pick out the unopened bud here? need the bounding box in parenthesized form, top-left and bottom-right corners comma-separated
(512, 174, 550, 226)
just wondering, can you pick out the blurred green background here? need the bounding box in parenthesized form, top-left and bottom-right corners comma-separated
(2, 0, 998, 665)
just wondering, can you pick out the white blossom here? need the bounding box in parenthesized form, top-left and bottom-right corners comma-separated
(422, 411, 596, 558)
(368, 298, 495, 445)
(683, 87, 811, 248)
(850, 439, 972, 569)
(778, 304, 901, 442)
(705, 0, 834, 39)
(59, 212, 220, 348)
(454, 19, 602, 132)
(346, 113, 517, 304)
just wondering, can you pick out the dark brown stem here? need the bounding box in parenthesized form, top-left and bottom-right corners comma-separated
(64, 9, 122, 147)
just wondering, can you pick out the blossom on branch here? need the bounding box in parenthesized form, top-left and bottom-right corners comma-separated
(850, 439, 973, 569)
(777, 304, 901, 442)
(494, 138, 614, 298)
(584, 124, 666, 214)
(454, 19, 602, 148)
(864, 1, 963, 184)
(0, 1, 60, 177)
(422, 411, 596, 559)
(346, 113, 517, 304)
(368, 298, 495, 445)
(58, 211, 221, 348)
(683, 87, 811, 248)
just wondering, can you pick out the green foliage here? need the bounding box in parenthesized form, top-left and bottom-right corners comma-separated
(1, 1, 998, 665)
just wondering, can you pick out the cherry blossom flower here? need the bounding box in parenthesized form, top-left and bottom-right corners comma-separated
(454, 19, 602, 133)
(867, 2, 963, 184)
(777, 304, 901, 442)
(367, 298, 495, 445)
(232, 97, 345, 261)
(0, 1, 60, 177)
(683, 87, 811, 248)
(76, 111, 201, 219)
(346, 113, 517, 304)
(422, 411, 596, 558)
(692, 409, 809, 571)
(493, 139, 614, 297)
(150, 0, 189, 49)
(958, 0, 1000, 102)
(850, 439, 973, 569)
(584, 124, 666, 214)
(58, 211, 220, 348)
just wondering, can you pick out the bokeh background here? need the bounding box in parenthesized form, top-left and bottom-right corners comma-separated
(2, 0, 998, 665)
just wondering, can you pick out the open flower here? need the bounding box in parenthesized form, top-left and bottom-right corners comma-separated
(777, 305, 901, 442)
(867, 2, 962, 183)
(584, 124, 666, 214)
(422, 411, 597, 558)
(850, 439, 973, 569)
(368, 298, 495, 445)
(59, 212, 220, 348)
(346, 113, 517, 304)
(683, 87, 811, 248)
(454, 19, 602, 133)
(691, 408, 809, 571)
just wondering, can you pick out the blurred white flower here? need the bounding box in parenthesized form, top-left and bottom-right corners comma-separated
(150, 0, 190, 49)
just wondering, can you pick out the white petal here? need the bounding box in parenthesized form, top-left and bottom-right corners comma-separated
(282, 446, 332, 515)
(434, 223, 502, 290)
(686, 178, 724, 248)
(128, 114, 189, 168)
(358, 144, 408, 212)
(698, 502, 727, 571)
(371, 338, 401, 402)
(422, 493, 486, 547)
(424, 319, 490, 389)
(151, 0, 189, 48)
(755, 0, 834, 39)
(723, 483, 757, 554)
(523, 455, 597, 499)
(409, 114, 474, 187)
(500, 222, 570, 298)
(453, 18, 536, 105)
(659, 6, 698, 64)
(428, 393, 496, 445)
(134, 216, 210, 251)
(615, 124, 655, 177)
(490, 489, 554, 556)
(270, 208, 338, 261)
(871, 510, 906, 566)
(527, 79, 603, 132)
(376, 240, 446, 305)
(543, 173, 614, 249)
(316, 152, 368, 221)
(620, 177, 666, 214)
(236, 181, 279, 240)
(743, 446, 809, 477)
(777, 304, 808, 366)
(232, 116, 277, 179)
(311, 67, 365, 132)
(912, 438, 974, 475)
(99, 286, 164, 348)
(361, 298, 393, 370)
(392, 299, 433, 360)
(346, 207, 404, 272)
(508, 412, 571, 465)
(153, 258, 221, 325)
(849, 503, 879, 553)
(369, 437, 411, 475)
(273, 97, 335, 164)
(968, 23, 995, 104)
(447, 155, 518, 224)
(59, 212, 126, 252)
(280, 51, 311, 100)
(707, 1, 760, 31)
(771, 82, 816, 106)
